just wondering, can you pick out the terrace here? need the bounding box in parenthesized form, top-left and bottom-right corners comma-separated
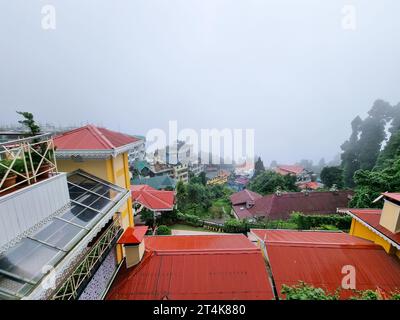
(0, 133, 58, 195)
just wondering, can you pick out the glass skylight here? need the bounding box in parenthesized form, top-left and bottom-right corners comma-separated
(0, 170, 127, 299)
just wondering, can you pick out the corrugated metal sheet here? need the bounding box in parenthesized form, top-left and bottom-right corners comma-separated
(251, 229, 374, 247)
(131, 185, 175, 210)
(257, 230, 400, 299)
(107, 234, 273, 300)
(350, 209, 400, 245)
(145, 234, 257, 251)
(107, 250, 273, 300)
(54, 125, 138, 150)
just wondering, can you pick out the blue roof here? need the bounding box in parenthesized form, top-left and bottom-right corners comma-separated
(131, 175, 176, 190)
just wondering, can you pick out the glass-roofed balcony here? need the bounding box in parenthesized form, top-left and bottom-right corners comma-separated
(0, 170, 129, 300)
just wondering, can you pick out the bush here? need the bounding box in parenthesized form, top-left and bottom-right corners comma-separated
(156, 225, 172, 235)
(176, 212, 204, 227)
(223, 219, 248, 233)
(290, 212, 352, 231)
(281, 281, 339, 300)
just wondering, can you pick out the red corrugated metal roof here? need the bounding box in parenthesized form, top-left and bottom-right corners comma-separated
(251, 229, 375, 247)
(275, 165, 305, 175)
(382, 192, 400, 202)
(118, 226, 148, 245)
(145, 234, 257, 251)
(349, 209, 400, 246)
(253, 229, 400, 299)
(54, 125, 139, 150)
(106, 234, 274, 300)
(131, 185, 175, 210)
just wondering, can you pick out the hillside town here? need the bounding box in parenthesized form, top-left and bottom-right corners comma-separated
(0, 106, 400, 301)
(1, 1, 400, 311)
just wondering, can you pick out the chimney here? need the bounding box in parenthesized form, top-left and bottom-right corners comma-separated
(379, 194, 400, 234)
(117, 226, 148, 268)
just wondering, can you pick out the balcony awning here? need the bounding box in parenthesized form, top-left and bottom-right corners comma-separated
(0, 170, 128, 300)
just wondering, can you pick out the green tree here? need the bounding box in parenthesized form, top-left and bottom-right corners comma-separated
(341, 115, 363, 187)
(16, 111, 41, 136)
(320, 166, 343, 188)
(249, 170, 298, 195)
(253, 157, 265, 177)
(375, 130, 400, 169)
(349, 156, 400, 208)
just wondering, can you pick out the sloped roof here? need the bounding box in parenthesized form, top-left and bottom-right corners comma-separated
(131, 175, 176, 190)
(131, 185, 175, 211)
(345, 209, 400, 248)
(106, 234, 274, 300)
(234, 191, 352, 220)
(382, 192, 400, 203)
(230, 189, 262, 205)
(118, 226, 148, 245)
(251, 229, 400, 299)
(54, 125, 139, 150)
(275, 165, 305, 176)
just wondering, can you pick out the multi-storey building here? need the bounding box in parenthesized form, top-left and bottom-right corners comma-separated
(0, 133, 131, 300)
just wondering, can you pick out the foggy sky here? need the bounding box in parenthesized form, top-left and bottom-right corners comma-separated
(1, 1, 400, 165)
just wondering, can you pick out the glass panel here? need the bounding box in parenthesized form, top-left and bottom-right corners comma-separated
(60, 203, 100, 228)
(0, 274, 33, 298)
(31, 219, 87, 251)
(0, 238, 64, 284)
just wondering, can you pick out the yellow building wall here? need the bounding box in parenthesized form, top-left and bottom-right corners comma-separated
(350, 219, 399, 258)
(58, 159, 109, 181)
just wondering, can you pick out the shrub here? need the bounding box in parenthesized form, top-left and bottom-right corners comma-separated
(156, 225, 171, 235)
(281, 281, 339, 300)
(176, 212, 203, 227)
(223, 219, 248, 233)
(290, 212, 352, 231)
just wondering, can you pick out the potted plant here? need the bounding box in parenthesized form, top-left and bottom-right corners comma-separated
(0, 159, 18, 191)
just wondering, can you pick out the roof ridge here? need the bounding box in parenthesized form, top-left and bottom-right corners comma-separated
(89, 125, 115, 149)
(154, 248, 261, 255)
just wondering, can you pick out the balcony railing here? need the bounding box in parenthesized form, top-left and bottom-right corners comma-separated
(52, 217, 123, 300)
(0, 133, 58, 194)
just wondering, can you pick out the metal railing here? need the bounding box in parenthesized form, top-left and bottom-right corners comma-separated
(52, 218, 123, 300)
(0, 133, 58, 194)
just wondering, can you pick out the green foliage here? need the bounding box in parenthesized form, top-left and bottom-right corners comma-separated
(281, 282, 339, 300)
(350, 157, 400, 208)
(16, 111, 41, 136)
(340, 100, 399, 187)
(375, 130, 400, 169)
(155, 225, 171, 235)
(176, 212, 203, 227)
(290, 212, 352, 231)
(0, 159, 26, 177)
(176, 179, 230, 218)
(223, 219, 248, 233)
(253, 157, 265, 178)
(320, 166, 343, 188)
(248, 170, 298, 195)
(349, 290, 380, 300)
(140, 209, 155, 227)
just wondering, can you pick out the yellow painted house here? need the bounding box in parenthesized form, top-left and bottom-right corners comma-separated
(54, 125, 142, 262)
(339, 192, 400, 259)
